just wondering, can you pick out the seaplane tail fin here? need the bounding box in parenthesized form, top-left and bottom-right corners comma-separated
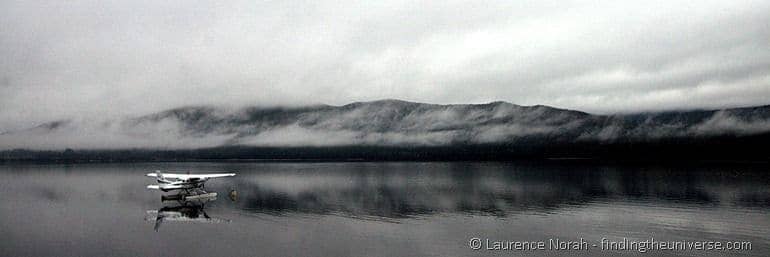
(154, 170, 172, 184)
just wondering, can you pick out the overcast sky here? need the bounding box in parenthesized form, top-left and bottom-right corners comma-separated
(1, 0, 769, 129)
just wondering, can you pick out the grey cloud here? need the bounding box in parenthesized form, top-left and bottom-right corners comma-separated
(692, 110, 770, 135)
(1, 0, 769, 130)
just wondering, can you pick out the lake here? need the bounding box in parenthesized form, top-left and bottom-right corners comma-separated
(0, 162, 768, 256)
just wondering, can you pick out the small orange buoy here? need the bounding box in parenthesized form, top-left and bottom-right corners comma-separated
(228, 189, 238, 202)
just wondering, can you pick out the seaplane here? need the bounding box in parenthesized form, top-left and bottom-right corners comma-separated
(146, 170, 236, 205)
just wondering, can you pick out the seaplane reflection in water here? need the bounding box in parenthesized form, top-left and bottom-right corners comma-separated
(145, 204, 231, 231)
(145, 170, 236, 231)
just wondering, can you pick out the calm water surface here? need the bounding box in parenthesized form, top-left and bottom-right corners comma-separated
(0, 162, 768, 257)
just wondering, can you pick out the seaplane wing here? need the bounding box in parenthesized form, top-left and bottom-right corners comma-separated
(147, 184, 186, 190)
(146, 172, 236, 180)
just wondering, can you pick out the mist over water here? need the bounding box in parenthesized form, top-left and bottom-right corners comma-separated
(0, 162, 768, 257)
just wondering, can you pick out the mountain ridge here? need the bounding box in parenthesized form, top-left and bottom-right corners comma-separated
(2, 100, 770, 154)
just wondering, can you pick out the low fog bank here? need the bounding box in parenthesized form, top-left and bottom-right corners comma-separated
(2, 99, 770, 150)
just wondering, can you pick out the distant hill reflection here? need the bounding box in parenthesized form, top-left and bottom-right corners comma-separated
(227, 163, 770, 219)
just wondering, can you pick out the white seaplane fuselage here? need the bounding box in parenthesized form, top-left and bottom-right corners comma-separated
(146, 170, 236, 192)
